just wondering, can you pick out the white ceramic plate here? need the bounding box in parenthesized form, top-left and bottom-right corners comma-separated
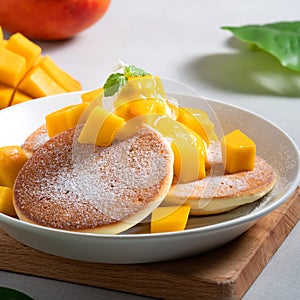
(0, 91, 299, 264)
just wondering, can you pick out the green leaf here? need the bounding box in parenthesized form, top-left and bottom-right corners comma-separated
(124, 65, 149, 78)
(222, 21, 300, 72)
(0, 287, 33, 300)
(103, 73, 126, 97)
(103, 65, 149, 97)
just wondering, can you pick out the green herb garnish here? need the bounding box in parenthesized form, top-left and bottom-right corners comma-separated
(222, 21, 300, 72)
(103, 65, 149, 97)
(103, 73, 126, 97)
(124, 65, 149, 78)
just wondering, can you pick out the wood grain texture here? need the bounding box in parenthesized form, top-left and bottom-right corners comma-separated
(0, 187, 299, 300)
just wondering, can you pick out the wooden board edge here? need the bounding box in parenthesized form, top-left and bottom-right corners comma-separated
(0, 187, 299, 300)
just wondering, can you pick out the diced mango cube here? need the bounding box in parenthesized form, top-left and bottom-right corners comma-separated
(171, 126, 207, 182)
(112, 75, 179, 121)
(46, 107, 71, 138)
(0, 30, 81, 110)
(0, 146, 28, 188)
(81, 87, 104, 104)
(116, 98, 178, 122)
(0, 186, 16, 217)
(39, 55, 81, 92)
(18, 66, 66, 98)
(65, 103, 90, 127)
(0, 83, 14, 109)
(148, 116, 206, 183)
(10, 90, 33, 106)
(129, 99, 156, 116)
(5, 33, 42, 72)
(151, 205, 191, 233)
(78, 106, 125, 147)
(114, 75, 166, 108)
(221, 129, 256, 173)
(177, 107, 218, 145)
(45, 102, 89, 138)
(114, 102, 134, 120)
(127, 98, 176, 118)
(0, 47, 26, 87)
(81, 88, 103, 114)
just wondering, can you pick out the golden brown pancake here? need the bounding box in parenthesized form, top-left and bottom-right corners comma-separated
(164, 142, 276, 215)
(13, 126, 174, 234)
(22, 124, 49, 158)
(19, 124, 275, 221)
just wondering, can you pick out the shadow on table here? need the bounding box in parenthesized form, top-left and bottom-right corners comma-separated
(183, 40, 300, 98)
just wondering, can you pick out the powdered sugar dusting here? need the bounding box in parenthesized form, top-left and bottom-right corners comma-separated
(14, 126, 173, 230)
(167, 142, 275, 207)
(22, 124, 49, 156)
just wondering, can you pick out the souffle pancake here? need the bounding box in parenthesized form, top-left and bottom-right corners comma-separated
(164, 143, 276, 215)
(20, 123, 275, 218)
(22, 124, 49, 158)
(13, 126, 174, 234)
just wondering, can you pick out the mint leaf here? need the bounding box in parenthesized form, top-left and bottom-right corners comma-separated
(222, 21, 300, 72)
(124, 65, 149, 78)
(103, 73, 126, 97)
(103, 65, 149, 97)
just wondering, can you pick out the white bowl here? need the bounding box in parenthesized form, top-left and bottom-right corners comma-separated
(0, 91, 299, 264)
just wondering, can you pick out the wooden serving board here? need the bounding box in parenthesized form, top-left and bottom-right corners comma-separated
(0, 187, 299, 300)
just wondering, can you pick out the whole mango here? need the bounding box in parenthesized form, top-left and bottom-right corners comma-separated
(0, 0, 111, 40)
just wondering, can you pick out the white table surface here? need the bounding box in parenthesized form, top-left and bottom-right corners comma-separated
(1, 0, 300, 299)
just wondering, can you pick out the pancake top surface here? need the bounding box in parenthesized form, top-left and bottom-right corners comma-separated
(166, 142, 276, 214)
(14, 126, 173, 231)
(22, 124, 49, 156)
(170, 155, 275, 200)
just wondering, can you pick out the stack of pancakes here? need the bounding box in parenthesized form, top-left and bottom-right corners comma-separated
(14, 123, 275, 233)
